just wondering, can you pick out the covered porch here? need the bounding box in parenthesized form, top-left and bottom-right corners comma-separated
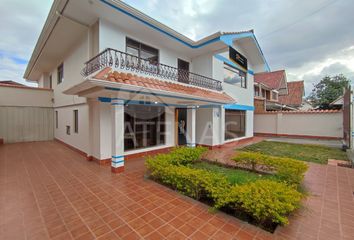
(65, 69, 234, 173)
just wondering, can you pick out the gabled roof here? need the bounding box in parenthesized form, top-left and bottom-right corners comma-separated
(278, 81, 304, 106)
(254, 70, 286, 90)
(24, 0, 270, 81)
(93, 68, 234, 103)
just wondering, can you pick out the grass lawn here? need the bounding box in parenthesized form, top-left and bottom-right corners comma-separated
(192, 161, 273, 185)
(240, 141, 348, 164)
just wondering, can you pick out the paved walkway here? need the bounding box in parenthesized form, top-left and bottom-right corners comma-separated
(1, 141, 354, 240)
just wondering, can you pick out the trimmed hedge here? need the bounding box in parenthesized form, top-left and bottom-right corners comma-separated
(145, 147, 304, 226)
(232, 152, 308, 185)
(215, 180, 302, 225)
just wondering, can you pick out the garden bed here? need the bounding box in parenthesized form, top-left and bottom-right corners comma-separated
(145, 147, 308, 233)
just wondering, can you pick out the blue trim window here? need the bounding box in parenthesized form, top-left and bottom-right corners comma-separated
(225, 110, 246, 140)
(223, 63, 247, 88)
(126, 37, 159, 65)
(124, 105, 165, 151)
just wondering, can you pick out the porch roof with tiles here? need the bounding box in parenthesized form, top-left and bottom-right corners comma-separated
(64, 68, 235, 106)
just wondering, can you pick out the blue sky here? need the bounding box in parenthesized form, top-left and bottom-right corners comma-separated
(1, 0, 353, 94)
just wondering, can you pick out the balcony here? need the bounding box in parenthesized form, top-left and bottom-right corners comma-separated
(81, 48, 223, 91)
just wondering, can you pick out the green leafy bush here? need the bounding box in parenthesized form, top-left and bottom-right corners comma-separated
(217, 180, 302, 225)
(169, 146, 207, 165)
(146, 153, 229, 200)
(232, 152, 308, 185)
(145, 148, 305, 226)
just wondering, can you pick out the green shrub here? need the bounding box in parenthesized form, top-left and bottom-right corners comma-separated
(169, 146, 207, 165)
(145, 148, 304, 226)
(146, 154, 229, 200)
(232, 152, 308, 185)
(218, 180, 302, 225)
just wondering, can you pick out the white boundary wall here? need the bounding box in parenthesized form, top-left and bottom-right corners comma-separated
(254, 111, 343, 139)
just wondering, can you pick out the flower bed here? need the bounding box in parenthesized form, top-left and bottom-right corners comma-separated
(145, 147, 307, 232)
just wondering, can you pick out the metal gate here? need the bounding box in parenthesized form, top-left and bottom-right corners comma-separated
(0, 106, 54, 143)
(343, 87, 351, 148)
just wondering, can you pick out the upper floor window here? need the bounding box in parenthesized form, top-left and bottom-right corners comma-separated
(272, 91, 278, 101)
(254, 86, 260, 97)
(57, 64, 64, 84)
(126, 38, 159, 64)
(223, 64, 247, 88)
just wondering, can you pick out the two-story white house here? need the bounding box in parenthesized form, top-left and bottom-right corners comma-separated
(24, 0, 270, 173)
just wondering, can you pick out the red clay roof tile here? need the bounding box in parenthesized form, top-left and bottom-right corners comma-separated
(254, 70, 286, 90)
(93, 68, 234, 103)
(278, 81, 304, 106)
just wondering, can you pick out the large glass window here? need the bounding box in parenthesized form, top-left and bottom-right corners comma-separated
(225, 110, 246, 140)
(223, 64, 247, 88)
(126, 38, 159, 64)
(124, 105, 165, 151)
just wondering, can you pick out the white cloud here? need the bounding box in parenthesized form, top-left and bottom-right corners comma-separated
(1, 0, 353, 91)
(0, 0, 52, 85)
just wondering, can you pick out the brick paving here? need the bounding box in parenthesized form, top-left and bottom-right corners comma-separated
(1, 141, 354, 240)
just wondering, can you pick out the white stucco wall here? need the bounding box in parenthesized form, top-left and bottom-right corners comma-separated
(54, 104, 90, 154)
(196, 108, 213, 145)
(0, 86, 53, 108)
(98, 19, 191, 70)
(254, 112, 343, 138)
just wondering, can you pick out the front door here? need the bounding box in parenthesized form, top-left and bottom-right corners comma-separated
(178, 59, 189, 84)
(176, 108, 187, 146)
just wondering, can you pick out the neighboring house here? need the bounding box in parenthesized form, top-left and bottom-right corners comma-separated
(329, 95, 344, 109)
(253, 70, 293, 111)
(253, 71, 306, 111)
(278, 81, 305, 109)
(23, 0, 270, 173)
(0, 80, 25, 86)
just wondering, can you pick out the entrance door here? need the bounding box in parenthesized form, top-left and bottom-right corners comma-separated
(175, 108, 187, 145)
(177, 59, 189, 84)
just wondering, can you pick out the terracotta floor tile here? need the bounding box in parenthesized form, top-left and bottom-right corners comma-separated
(2, 141, 354, 240)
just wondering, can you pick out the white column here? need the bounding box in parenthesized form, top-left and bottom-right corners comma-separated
(219, 105, 225, 145)
(187, 107, 196, 147)
(111, 99, 125, 173)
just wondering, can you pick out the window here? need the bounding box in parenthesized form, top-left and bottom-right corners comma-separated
(254, 86, 260, 97)
(57, 64, 64, 84)
(223, 64, 247, 88)
(225, 110, 246, 140)
(126, 38, 159, 64)
(73, 110, 78, 133)
(124, 105, 165, 151)
(49, 75, 52, 89)
(55, 111, 58, 129)
(272, 91, 278, 101)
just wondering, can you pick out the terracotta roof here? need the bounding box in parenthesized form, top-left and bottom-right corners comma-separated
(254, 70, 286, 90)
(257, 109, 341, 114)
(93, 68, 234, 103)
(279, 81, 304, 106)
(0, 83, 52, 91)
(0, 80, 25, 86)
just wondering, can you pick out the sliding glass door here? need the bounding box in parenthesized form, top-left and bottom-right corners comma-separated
(225, 110, 246, 140)
(124, 105, 165, 151)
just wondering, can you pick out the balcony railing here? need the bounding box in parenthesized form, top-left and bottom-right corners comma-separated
(81, 48, 223, 91)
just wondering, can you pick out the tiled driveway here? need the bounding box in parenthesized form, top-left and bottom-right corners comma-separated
(1, 141, 354, 240)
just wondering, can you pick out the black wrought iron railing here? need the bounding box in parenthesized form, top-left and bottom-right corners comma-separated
(81, 48, 223, 91)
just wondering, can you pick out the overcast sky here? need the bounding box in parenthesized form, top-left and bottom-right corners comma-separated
(0, 0, 353, 95)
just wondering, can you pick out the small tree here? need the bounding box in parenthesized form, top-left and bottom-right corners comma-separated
(307, 74, 350, 109)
